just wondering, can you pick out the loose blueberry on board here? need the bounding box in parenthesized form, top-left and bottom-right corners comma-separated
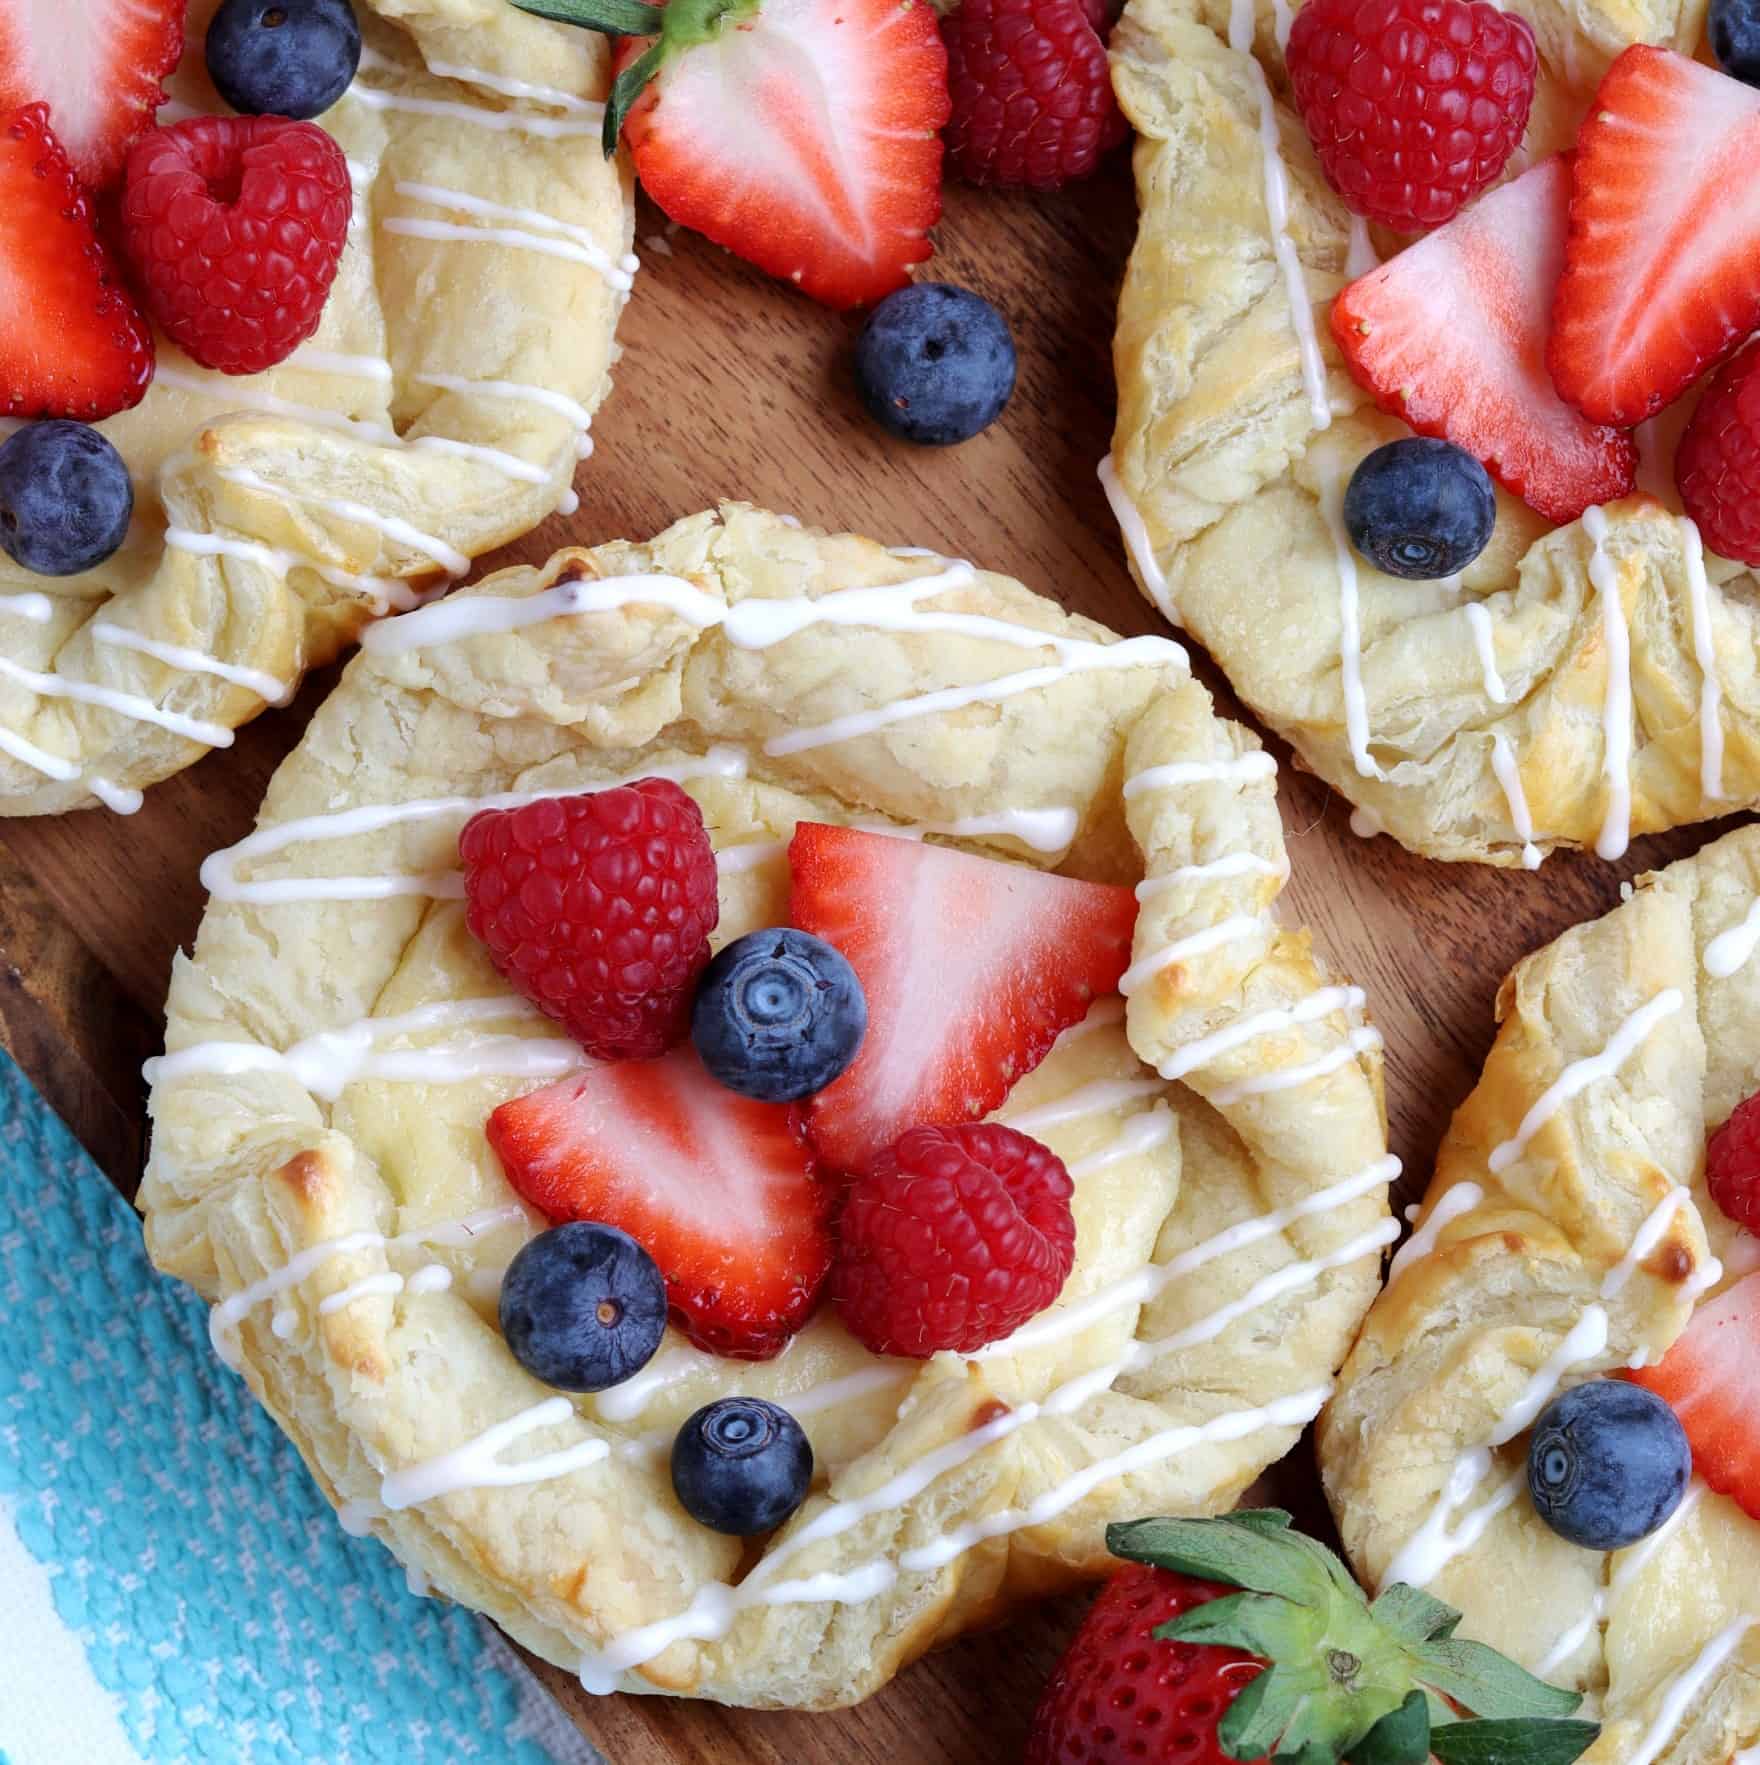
(498, 1221, 668, 1393)
(855, 284, 1017, 446)
(1527, 1379, 1691, 1551)
(0, 421, 135, 577)
(1712, 0, 1760, 85)
(691, 928, 867, 1103)
(1343, 438, 1497, 580)
(206, 0, 363, 121)
(670, 1397, 813, 1535)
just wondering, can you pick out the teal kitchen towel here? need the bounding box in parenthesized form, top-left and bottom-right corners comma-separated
(0, 1049, 605, 1765)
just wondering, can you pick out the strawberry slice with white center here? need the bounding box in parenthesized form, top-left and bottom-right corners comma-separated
(0, 0, 185, 191)
(519, 0, 950, 310)
(1550, 47, 1760, 427)
(1331, 155, 1637, 526)
(1630, 1271, 1760, 1522)
(486, 1048, 831, 1361)
(789, 823, 1139, 1177)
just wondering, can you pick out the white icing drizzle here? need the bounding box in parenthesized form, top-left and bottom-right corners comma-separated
(1490, 732, 1543, 869)
(1054, 998, 1128, 1048)
(1388, 1181, 1485, 1282)
(1487, 989, 1684, 1175)
(204, 1204, 525, 1369)
(1706, 898, 1760, 979)
(164, 527, 416, 615)
(1001, 1077, 1166, 1135)
(575, 1385, 1332, 1693)
(1626, 1618, 1755, 1765)
(1345, 215, 1380, 279)
(1097, 455, 1177, 622)
(1123, 751, 1277, 798)
(216, 465, 471, 576)
(318, 1272, 406, 1316)
(1348, 805, 1382, 839)
(1583, 506, 1634, 861)
(388, 181, 635, 291)
(1599, 1185, 1702, 1301)
(1119, 916, 1266, 996)
(1208, 1024, 1382, 1107)
(154, 365, 398, 444)
(1156, 985, 1367, 1084)
(0, 654, 235, 749)
(380, 1396, 610, 1511)
(1136, 852, 1287, 902)
(288, 346, 394, 382)
(1680, 516, 1725, 802)
(412, 373, 597, 458)
(1383, 1306, 1610, 1590)
(0, 592, 52, 622)
(1320, 459, 1382, 779)
(89, 622, 293, 705)
(346, 79, 604, 139)
(1463, 602, 1507, 703)
(356, 47, 603, 115)
(1229, 0, 1331, 432)
(1065, 1105, 1177, 1179)
(714, 805, 1080, 874)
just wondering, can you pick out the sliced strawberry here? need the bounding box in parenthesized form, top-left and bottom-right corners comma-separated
(1631, 1272, 1760, 1522)
(0, 105, 153, 421)
(486, 1049, 831, 1361)
(605, 0, 950, 310)
(1549, 48, 1760, 427)
(789, 824, 1138, 1177)
(0, 0, 184, 191)
(1332, 155, 1637, 526)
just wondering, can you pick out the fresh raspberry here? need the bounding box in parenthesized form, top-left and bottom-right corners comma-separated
(1025, 1564, 1267, 1765)
(830, 1121, 1076, 1357)
(459, 778, 720, 1062)
(1677, 342, 1760, 568)
(1707, 1089, 1760, 1234)
(119, 115, 352, 376)
(942, 0, 1128, 191)
(1286, 0, 1537, 233)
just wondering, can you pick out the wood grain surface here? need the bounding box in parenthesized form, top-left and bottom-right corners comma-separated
(0, 160, 1745, 1760)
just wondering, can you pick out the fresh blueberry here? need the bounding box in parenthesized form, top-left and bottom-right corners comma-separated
(0, 422, 133, 578)
(498, 1221, 667, 1394)
(206, 0, 363, 121)
(670, 1397, 813, 1535)
(691, 927, 866, 1103)
(1527, 1378, 1691, 1551)
(1712, 0, 1760, 83)
(854, 283, 1017, 447)
(1343, 437, 1497, 580)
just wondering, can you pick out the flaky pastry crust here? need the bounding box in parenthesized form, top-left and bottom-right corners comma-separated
(141, 504, 1393, 1708)
(0, 0, 632, 817)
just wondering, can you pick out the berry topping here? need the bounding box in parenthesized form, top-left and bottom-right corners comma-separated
(460, 778, 719, 1063)
(1707, 1089, 1760, 1232)
(1525, 1379, 1691, 1551)
(1057, 1512, 1597, 1764)
(788, 823, 1138, 1177)
(1549, 47, 1760, 427)
(206, 0, 364, 123)
(1332, 155, 1638, 525)
(120, 115, 353, 378)
(1286, 0, 1536, 233)
(1025, 1562, 1266, 1765)
(670, 1397, 813, 1535)
(1676, 342, 1760, 570)
(854, 284, 1018, 448)
(0, 422, 135, 578)
(691, 928, 867, 1104)
(0, 0, 183, 191)
(487, 1049, 831, 1361)
(0, 106, 154, 423)
(1712, 0, 1760, 86)
(528, 0, 949, 311)
(1632, 1272, 1760, 1522)
(830, 1121, 1076, 1358)
(498, 1221, 668, 1394)
(941, 0, 1127, 190)
(1343, 438, 1496, 580)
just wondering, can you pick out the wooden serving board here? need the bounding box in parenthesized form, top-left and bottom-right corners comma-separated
(0, 162, 1744, 1762)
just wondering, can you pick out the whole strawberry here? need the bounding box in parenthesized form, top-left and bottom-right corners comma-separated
(1706, 1086, 1760, 1231)
(120, 115, 353, 376)
(1287, 0, 1536, 232)
(942, 0, 1128, 189)
(1027, 1511, 1601, 1764)
(831, 1120, 1076, 1357)
(460, 778, 720, 1062)
(1677, 342, 1760, 569)
(1025, 1563, 1266, 1765)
